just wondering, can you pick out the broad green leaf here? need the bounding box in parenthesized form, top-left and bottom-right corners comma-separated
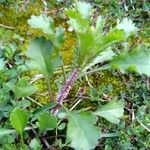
(26, 37, 61, 78)
(28, 14, 54, 35)
(30, 103, 56, 122)
(38, 112, 57, 132)
(111, 45, 150, 76)
(7, 79, 36, 98)
(94, 100, 124, 124)
(67, 112, 100, 150)
(10, 108, 28, 134)
(0, 128, 15, 138)
(116, 18, 138, 37)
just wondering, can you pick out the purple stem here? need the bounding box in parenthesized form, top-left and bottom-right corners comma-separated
(51, 68, 79, 114)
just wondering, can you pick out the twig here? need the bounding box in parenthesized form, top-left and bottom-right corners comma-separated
(137, 119, 150, 132)
(69, 99, 83, 111)
(0, 23, 15, 30)
(27, 96, 44, 107)
(146, 77, 149, 90)
(30, 66, 70, 84)
(41, 137, 51, 149)
(30, 74, 44, 84)
(85, 75, 93, 88)
(79, 107, 92, 112)
(131, 108, 135, 122)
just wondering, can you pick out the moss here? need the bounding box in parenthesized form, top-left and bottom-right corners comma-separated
(61, 32, 76, 65)
(21, 70, 48, 104)
(90, 71, 126, 96)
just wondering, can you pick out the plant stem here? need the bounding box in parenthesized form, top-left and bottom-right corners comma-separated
(46, 77, 53, 102)
(27, 97, 44, 107)
(20, 133, 25, 150)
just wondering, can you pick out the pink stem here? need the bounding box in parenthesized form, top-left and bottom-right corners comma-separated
(51, 68, 79, 114)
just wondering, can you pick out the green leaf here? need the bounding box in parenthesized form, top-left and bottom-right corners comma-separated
(12, 99, 31, 108)
(100, 30, 125, 51)
(3, 144, 18, 150)
(95, 16, 105, 34)
(28, 14, 54, 35)
(111, 45, 150, 76)
(0, 59, 5, 70)
(38, 112, 57, 132)
(31, 103, 56, 122)
(67, 112, 100, 150)
(94, 100, 124, 124)
(10, 108, 28, 134)
(54, 26, 65, 48)
(0, 128, 15, 138)
(83, 48, 116, 72)
(116, 18, 138, 37)
(76, 30, 95, 64)
(29, 138, 42, 150)
(76, 2, 92, 19)
(7, 79, 36, 98)
(28, 15, 65, 48)
(26, 37, 61, 78)
(66, 2, 91, 33)
(66, 2, 125, 66)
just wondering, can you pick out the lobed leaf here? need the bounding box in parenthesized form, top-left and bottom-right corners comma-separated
(76, 2, 92, 19)
(67, 112, 100, 150)
(111, 45, 150, 76)
(28, 14, 54, 35)
(116, 18, 138, 37)
(26, 37, 61, 78)
(94, 100, 124, 124)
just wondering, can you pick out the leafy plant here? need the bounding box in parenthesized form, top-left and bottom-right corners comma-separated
(0, 0, 149, 149)
(26, 37, 61, 101)
(38, 112, 57, 133)
(10, 108, 28, 148)
(111, 45, 150, 76)
(94, 100, 124, 124)
(7, 79, 37, 98)
(67, 112, 100, 150)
